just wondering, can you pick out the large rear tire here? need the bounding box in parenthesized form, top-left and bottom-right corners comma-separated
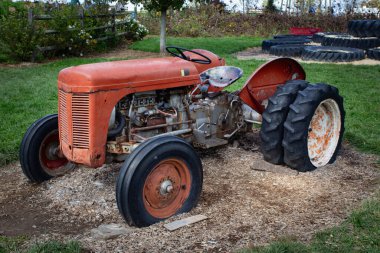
(302, 46, 365, 62)
(282, 84, 345, 172)
(116, 136, 203, 227)
(20, 114, 75, 183)
(260, 80, 309, 165)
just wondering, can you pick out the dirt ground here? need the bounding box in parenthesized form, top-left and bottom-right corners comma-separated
(1, 131, 379, 252)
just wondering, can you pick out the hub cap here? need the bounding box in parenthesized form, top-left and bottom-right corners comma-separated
(39, 130, 73, 176)
(307, 99, 341, 167)
(143, 159, 191, 218)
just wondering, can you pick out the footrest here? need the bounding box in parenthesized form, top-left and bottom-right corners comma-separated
(193, 138, 228, 149)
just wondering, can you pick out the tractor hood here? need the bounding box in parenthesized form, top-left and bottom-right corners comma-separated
(58, 57, 201, 93)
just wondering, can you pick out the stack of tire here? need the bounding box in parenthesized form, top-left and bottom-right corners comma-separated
(261, 35, 312, 53)
(266, 20, 380, 62)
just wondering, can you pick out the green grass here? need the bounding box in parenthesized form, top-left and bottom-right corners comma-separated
(243, 194, 380, 253)
(0, 236, 80, 253)
(130, 36, 264, 56)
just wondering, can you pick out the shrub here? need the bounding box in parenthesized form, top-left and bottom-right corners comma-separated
(122, 18, 149, 41)
(0, 9, 43, 62)
(0, 2, 148, 62)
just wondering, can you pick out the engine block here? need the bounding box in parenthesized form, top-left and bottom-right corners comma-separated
(106, 88, 247, 157)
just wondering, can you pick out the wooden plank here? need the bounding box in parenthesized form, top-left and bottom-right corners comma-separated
(96, 36, 110, 42)
(86, 24, 112, 31)
(116, 32, 129, 37)
(44, 29, 58, 35)
(164, 215, 207, 231)
(34, 14, 53, 20)
(37, 45, 57, 52)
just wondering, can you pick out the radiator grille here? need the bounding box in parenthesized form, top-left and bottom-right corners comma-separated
(72, 94, 90, 149)
(58, 90, 69, 143)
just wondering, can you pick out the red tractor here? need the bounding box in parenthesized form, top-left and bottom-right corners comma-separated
(20, 47, 345, 227)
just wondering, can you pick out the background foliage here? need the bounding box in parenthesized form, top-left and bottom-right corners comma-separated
(0, 1, 148, 62)
(139, 4, 378, 37)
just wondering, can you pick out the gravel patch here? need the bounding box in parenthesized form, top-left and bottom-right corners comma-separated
(32, 134, 379, 252)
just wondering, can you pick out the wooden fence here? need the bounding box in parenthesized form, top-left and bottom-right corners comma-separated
(27, 8, 134, 61)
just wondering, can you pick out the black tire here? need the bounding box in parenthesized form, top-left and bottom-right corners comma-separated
(262, 38, 311, 51)
(116, 136, 203, 227)
(367, 47, 380, 60)
(312, 32, 346, 43)
(322, 35, 380, 50)
(260, 80, 310, 165)
(269, 44, 307, 57)
(283, 83, 345, 172)
(274, 34, 312, 40)
(348, 20, 380, 38)
(302, 46, 365, 62)
(20, 114, 74, 183)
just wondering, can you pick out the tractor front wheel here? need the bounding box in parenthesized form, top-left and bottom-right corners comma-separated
(282, 84, 345, 171)
(116, 136, 203, 227)
(20, 114, 75, 183)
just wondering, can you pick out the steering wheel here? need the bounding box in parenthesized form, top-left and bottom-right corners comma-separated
(166, 46, 212, 64)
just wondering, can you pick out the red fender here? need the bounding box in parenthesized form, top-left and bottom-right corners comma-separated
(239, 58, 306, 114)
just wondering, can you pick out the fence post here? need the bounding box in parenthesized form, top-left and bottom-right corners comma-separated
(112, 8, 116, 38)
(28, 8, 33, 26)
(28, 8, 38, 62)
(134, 5, 138, 19)
(79, 8, 84, 29)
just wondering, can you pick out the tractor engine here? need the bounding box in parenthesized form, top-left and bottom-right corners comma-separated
(106, 87, 246, 159)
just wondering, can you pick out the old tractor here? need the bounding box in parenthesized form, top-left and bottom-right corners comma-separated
(20, 47, 345, 227)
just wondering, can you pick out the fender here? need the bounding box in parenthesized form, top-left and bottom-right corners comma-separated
(239, 58, 306, 114)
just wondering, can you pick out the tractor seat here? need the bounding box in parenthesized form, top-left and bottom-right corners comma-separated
(200, 66, 243, 88)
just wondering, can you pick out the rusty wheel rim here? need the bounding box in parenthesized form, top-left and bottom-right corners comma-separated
(143, 158, 191, 218)
(307, 99, 341, 167)
(39, 130, 73, 176)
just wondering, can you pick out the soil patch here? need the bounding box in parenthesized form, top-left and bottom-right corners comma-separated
(236, 47, 380, 65)
(0, 131, 379, 252)
(0, 163, 93, 237)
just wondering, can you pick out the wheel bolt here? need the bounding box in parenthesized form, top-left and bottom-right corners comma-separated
(166, 185, 173, 193)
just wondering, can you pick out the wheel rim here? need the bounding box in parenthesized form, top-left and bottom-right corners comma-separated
(143, 158, 191, 218)
(39, 130, 72, 176)
(307, 99, 341, 167)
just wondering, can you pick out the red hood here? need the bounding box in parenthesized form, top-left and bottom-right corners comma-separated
(58, 57, 201, 93)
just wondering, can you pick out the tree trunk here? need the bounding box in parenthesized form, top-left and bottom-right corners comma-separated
(160, 9, 167, 54)
(280, 0, 284, 12)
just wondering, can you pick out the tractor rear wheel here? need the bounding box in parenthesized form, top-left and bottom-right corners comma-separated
(260, 80, 309, 165)
(20, 114, 75, 183)
(116, 136, 203, 227)
(282, 84, 345, 172)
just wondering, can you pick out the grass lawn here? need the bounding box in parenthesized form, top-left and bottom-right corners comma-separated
(0, 237, 80, 253)
(130, 36, 264, 56)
